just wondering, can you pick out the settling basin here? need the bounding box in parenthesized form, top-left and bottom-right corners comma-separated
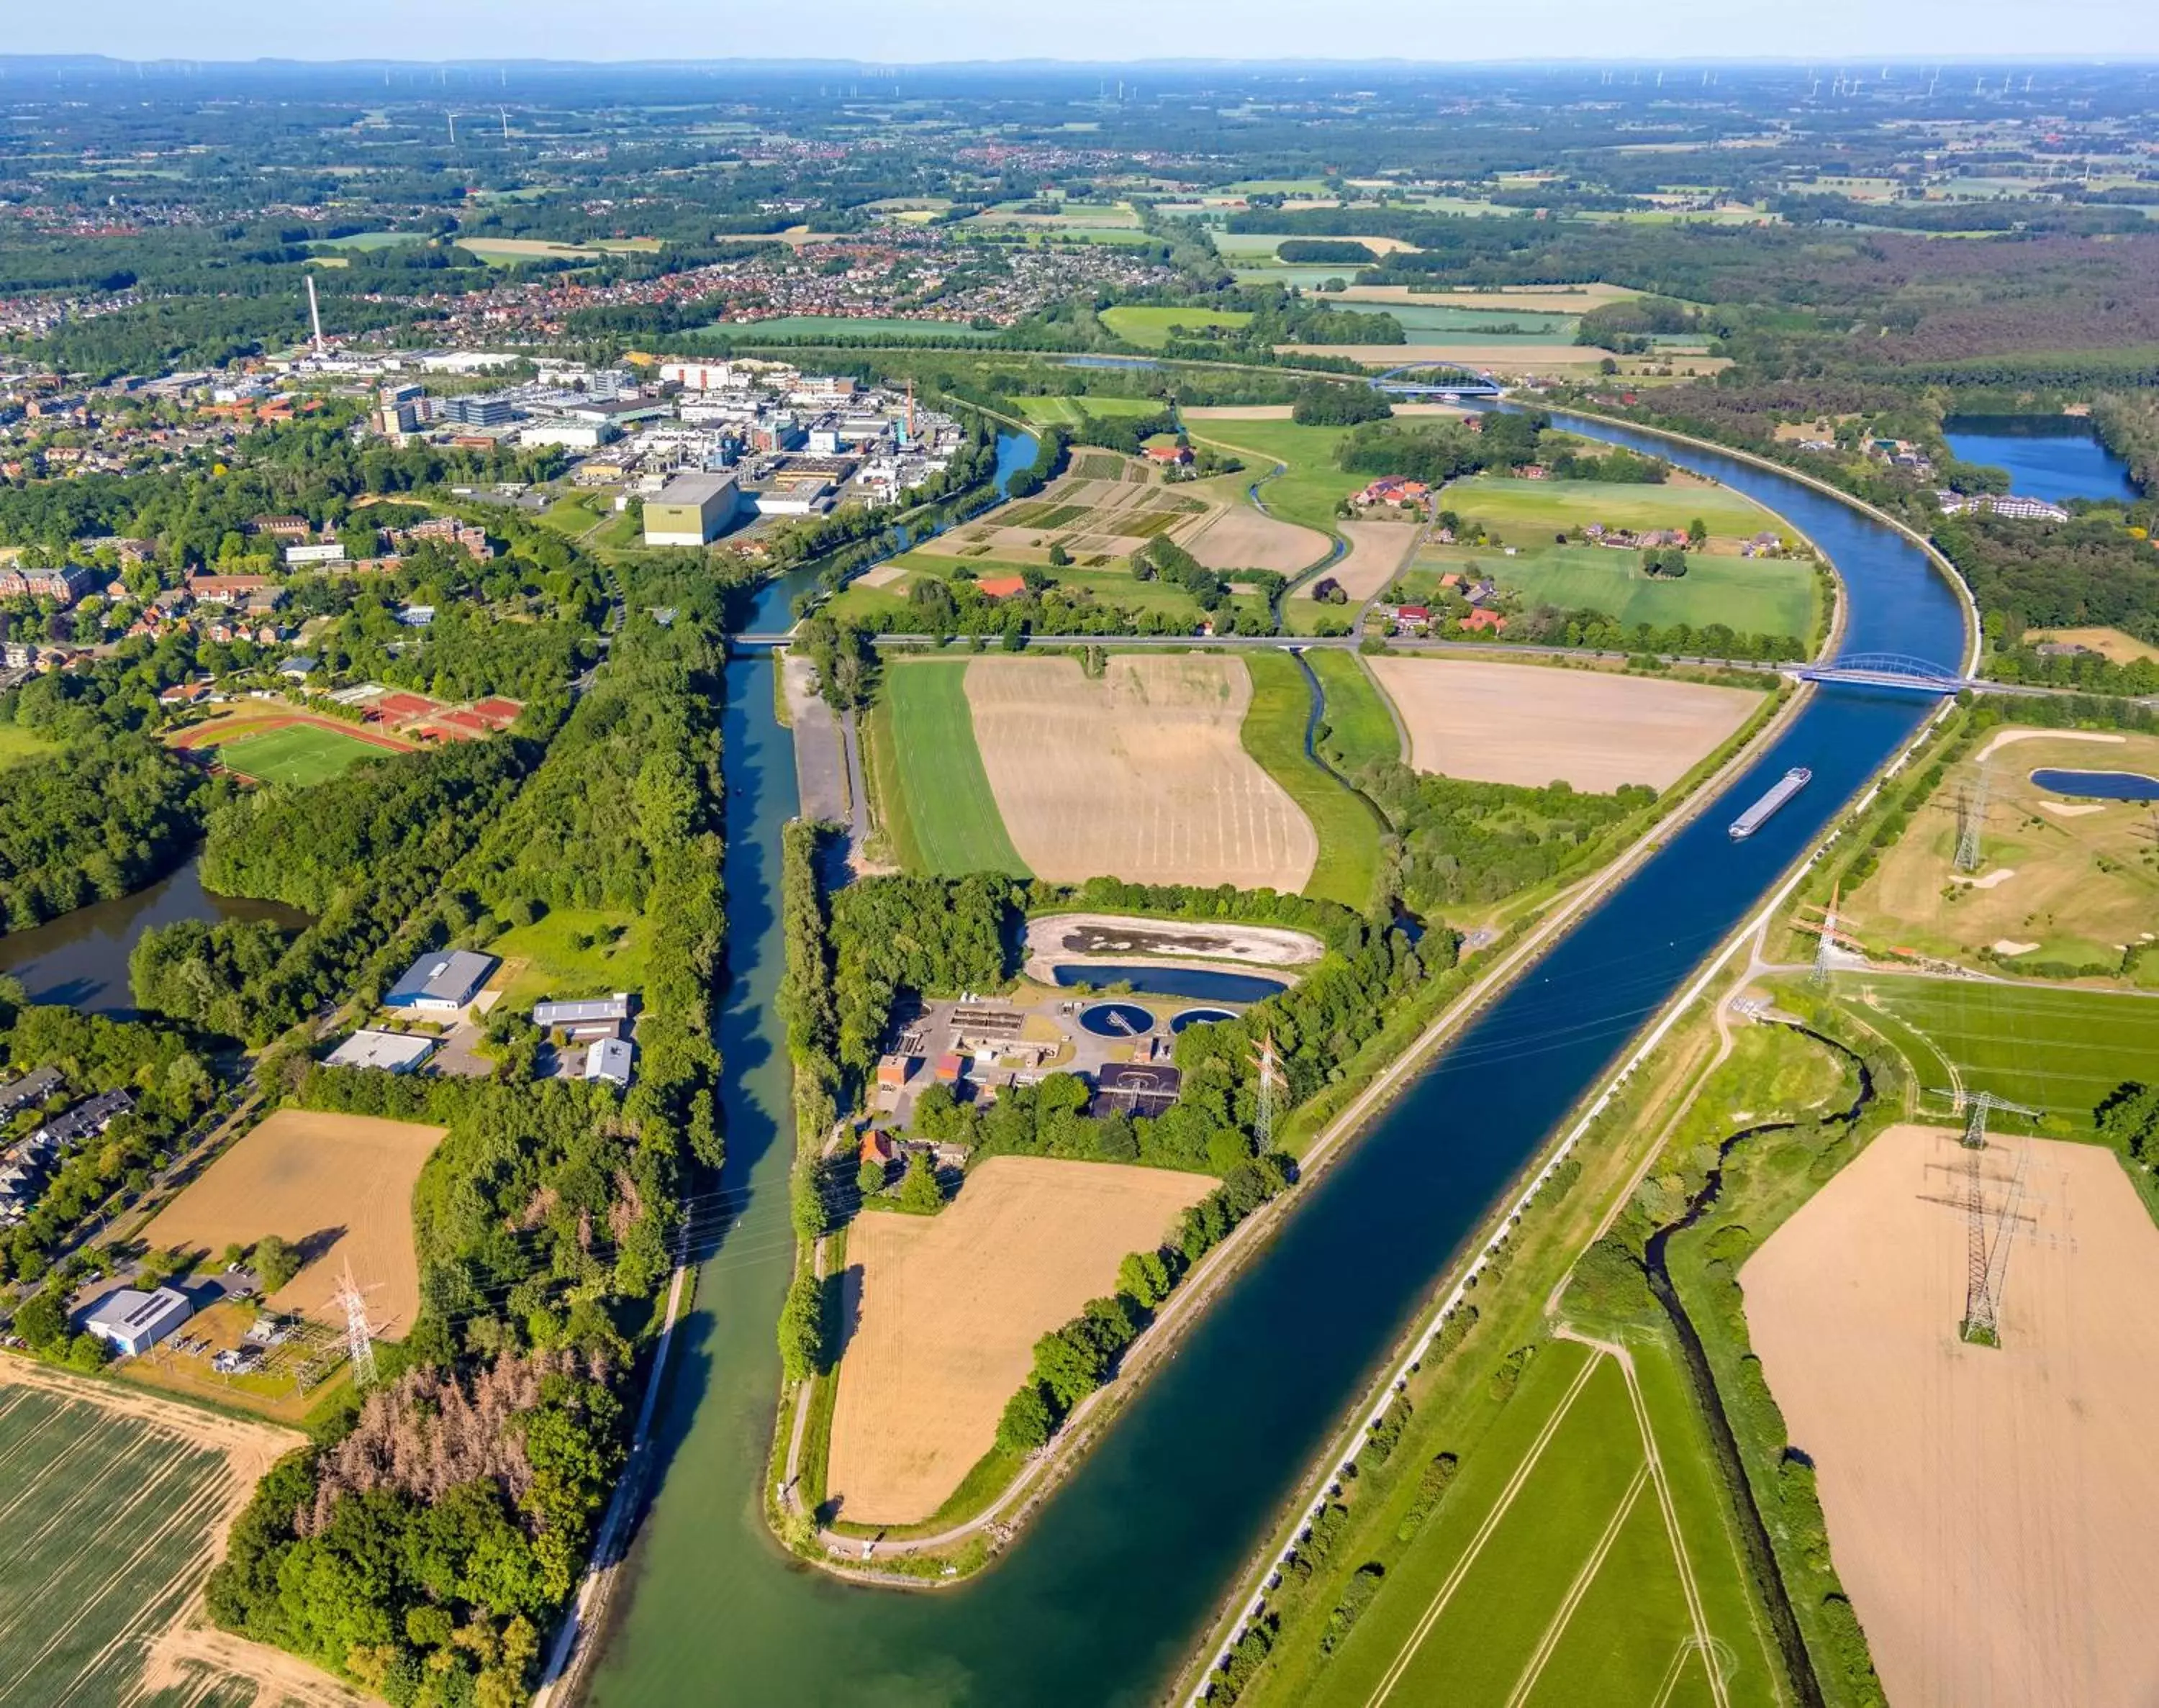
(586, 416, 1968, 1705)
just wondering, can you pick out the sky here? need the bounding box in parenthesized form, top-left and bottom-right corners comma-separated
(12, 1, 2159, 65)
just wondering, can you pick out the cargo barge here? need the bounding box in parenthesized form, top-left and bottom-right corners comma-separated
(1729, 766, 1812, 841)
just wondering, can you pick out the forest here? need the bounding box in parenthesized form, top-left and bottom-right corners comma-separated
(0, 735, 209, 932)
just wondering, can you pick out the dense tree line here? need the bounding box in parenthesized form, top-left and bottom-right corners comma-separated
(1291, 382, 1394, 427)
(1362, 764, 1659, 914)
(1477, 607, 1805, 663)
(1335, 411, 1547, 484)
(1939, 509, 2159, 650)
(0, 735, 209, 932)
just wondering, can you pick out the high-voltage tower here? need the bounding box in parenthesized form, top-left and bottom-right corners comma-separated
(1932, 1088, 2042, 1345)
(1954, 763, 1991, 873)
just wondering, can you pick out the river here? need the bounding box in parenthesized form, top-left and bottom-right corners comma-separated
(585, 420, 1968, 1706)
(0, 856, 307, 1017)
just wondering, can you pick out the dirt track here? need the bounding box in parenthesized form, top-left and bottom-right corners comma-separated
(1744, 1123, 2159, 1707)
(1365, 656, 1758, 791)
(143, 1109, 445, 1337)
(966, 655, 1318, 891)
(825, 1157, 1213, 1525)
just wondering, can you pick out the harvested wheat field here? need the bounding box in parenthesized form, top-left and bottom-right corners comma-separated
(965, 655, 1319, 890)
(144, 1109, 445, 1337)
(1744, 1124, 2159, 1708)
(1293, 519, 1420, 605)
(1364, 656, 1757, 791)
(1184, 502, 1333, 574)
(826, 1156, 1213, 1524)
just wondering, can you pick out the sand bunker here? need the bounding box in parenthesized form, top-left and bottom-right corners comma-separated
(826, 1157, 1213, 1524)
(144, 1109, 445, 1337)
(1744, 1125, 2159, 1708)
(1976, 727, 2124, 764)
(1364, 657, 1758, 791)
(964, 655, 1318, 891)
(2039, 799, 2105, 819)
(1953, 868, 2017, 890)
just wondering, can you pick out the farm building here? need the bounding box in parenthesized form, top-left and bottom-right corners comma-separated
(976, 574, 1028, 601)
(82, 1286, 194, 1356)
(1091, 1062, 1182, 1118)
(584, 1037, 636, 1088)
(384, 950, 497, 1012)
(533, 994, 635, 1037)
(325, 1030, 438, 1073)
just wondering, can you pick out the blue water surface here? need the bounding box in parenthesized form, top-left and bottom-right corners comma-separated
(1943, 416, 2138, 506)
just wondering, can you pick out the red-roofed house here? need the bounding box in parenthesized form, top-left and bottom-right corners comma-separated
(1394, 604, 1432, 632)
(1144, 444, 1192, 466)
(1459, 607, 1508, 635)
(977, 574, 1028, 601)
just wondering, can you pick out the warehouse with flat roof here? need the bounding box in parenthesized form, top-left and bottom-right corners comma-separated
(83, 1286, 194, 1357)
(384, 949, 497, 1012)
(643, 471, 741, 546)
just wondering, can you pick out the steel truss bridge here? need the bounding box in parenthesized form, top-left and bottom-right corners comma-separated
(1368, 360, 1503, 398)
(1791, 653, 1975, 693)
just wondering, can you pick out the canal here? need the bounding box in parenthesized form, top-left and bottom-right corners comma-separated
(585, 422, 1969, 1705)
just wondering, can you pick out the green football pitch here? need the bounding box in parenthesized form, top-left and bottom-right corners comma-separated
(219, 722, 390, 787)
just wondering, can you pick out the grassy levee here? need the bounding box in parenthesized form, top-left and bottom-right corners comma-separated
(871, 658, 1031, 878)
(1238, 650, 1385, 910)
(1307, 648, 1403, 772)
(1218, 997, 1750, 1706)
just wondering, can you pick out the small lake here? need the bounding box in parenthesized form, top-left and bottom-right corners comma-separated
(2031, 768, 2159, 802)
(1942, 415, 2138, 505)
(0, 856, 308, 1016)
(1051, 964, 1288, 1004)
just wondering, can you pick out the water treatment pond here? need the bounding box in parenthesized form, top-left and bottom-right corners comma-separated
(2031, 768, 2159, 801)
(1051, 964, 1287, 1003)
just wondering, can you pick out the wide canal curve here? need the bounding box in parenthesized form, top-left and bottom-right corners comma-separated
(585, 420, 1968, 1705)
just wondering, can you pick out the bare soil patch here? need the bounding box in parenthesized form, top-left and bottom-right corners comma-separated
(1744, 1124, 2159, 1708)
(1185, 503, 1333, 575)
(143, 1109, 446, 1338)
(1336, 283, 1641, 312)
(1293, 519, 1420, 604)
(1277, 342, 1614, 369)
(825, 1156, 1213, 1524)
(2026, 626, 2159, 666)
(964, 655, 1319, 891)
(1364, 657, 1757, 791)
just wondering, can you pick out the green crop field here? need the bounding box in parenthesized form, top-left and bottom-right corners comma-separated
(1850, 979, 2159, 1130)
(1240, 652, 1382, 909)
(1380, 303, 1578, 338)
(1099, 306, 1254, 348)
(1010, 395, 1165, 426)
(0, 1383, 237, 1706)
(1180, 417, 1365, 534)
(1434, 542, 1817, 640)
(1308, 650, 1401, 773)
(874, 660, 1030, 878)
(219, 722, 389, 787)
(1439, 474, 1782, 541)
(1285, 1339, 1775, 1708)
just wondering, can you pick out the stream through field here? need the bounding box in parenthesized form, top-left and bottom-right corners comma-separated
(583, 415, 1968, 1705)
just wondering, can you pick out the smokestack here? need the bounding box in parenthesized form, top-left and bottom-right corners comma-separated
(305, 273, 325, 356)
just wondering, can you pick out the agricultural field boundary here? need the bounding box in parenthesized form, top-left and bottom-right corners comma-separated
(1177, 670, 1966, 1702)
(787, 653, 1814, 1589)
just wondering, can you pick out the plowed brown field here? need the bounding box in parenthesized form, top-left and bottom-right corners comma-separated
(825, 1157, 1213, 1525)
(965, 654, 1318, 890)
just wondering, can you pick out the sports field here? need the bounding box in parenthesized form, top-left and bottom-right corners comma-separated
(965, 654, 1321, 893)
(1287, 1337, 1775, 1708)
(1099, 305, 1254, 347)
(1848, 979, 2159, 1129)
(826, 1156, 1213, 1525)
(0, 1363, 304, 1708)
(1746, 1124, 2159, 1707)
(874, 660, 1031, 878)
(1432, 542, 1816, 642)
(1308, 650, 1402, 773)
(217, 721, 391, 786)
(1439, 474, 1780, 542)
(1365, 657, 1761, 792)
(143, 1108, 448, 1336)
